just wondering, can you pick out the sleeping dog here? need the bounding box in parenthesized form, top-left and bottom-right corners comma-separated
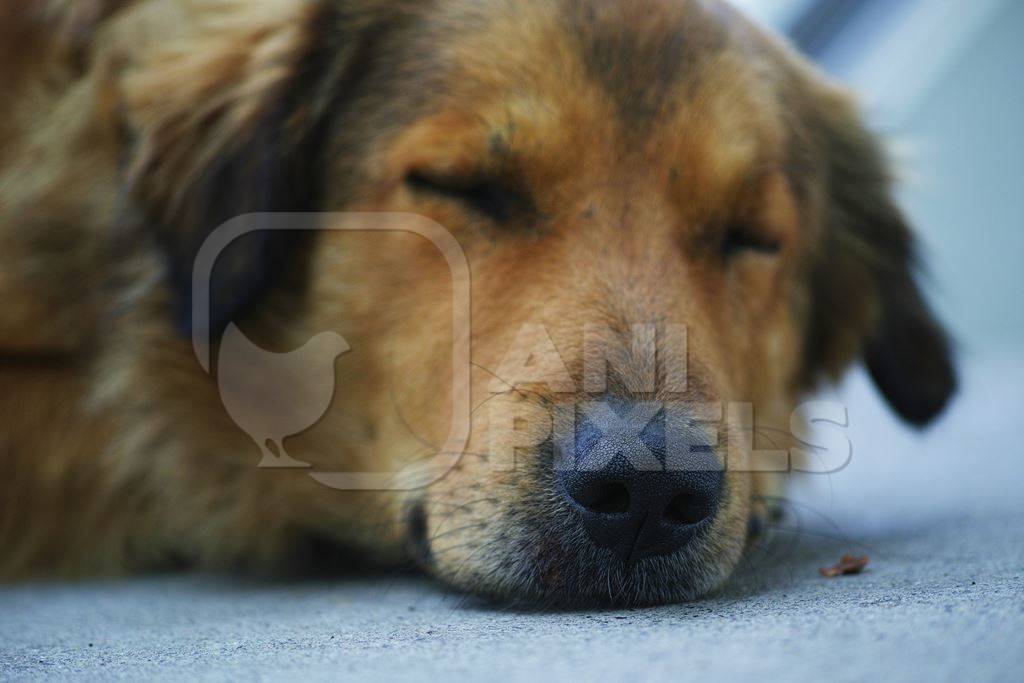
(0, 0, 955, 606)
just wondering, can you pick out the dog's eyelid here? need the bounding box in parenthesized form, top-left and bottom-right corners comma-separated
(405, 169, 527, 224)
(721, 222, 784, 258)
(407, 169, 485, 193)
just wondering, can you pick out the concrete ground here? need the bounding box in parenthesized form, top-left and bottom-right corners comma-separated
(2, 354, 1023, 682)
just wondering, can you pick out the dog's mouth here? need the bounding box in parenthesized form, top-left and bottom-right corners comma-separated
(407, 499, 731, 608)
(406, 500, 434, 569)
(406, 473, 738, 609)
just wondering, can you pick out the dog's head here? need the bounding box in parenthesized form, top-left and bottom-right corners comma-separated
(127, 0, 956, 606)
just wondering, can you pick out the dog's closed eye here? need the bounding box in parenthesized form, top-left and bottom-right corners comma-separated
(720, 223, 783, 259)
(406, 170, 530, 224)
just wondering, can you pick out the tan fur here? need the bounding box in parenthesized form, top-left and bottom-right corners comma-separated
(0, 0, 953, 605)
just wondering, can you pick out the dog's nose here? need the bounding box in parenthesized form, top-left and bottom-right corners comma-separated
(556, 399, 723, 564)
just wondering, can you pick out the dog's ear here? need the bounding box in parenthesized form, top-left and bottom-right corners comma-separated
(802, 86, 957, 427)
(125, 1, 370, 334)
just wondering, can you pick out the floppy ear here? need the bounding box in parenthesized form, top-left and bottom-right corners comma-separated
(802, 87, 957, 427)
(125, 0, 359, 334)
(863, 267, 956, 426)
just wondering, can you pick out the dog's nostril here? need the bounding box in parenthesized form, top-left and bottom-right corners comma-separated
(664, 494, 710, 526)
(573, 482, 631, 515)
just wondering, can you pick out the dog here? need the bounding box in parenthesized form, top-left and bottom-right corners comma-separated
(0, 0, 955, 606)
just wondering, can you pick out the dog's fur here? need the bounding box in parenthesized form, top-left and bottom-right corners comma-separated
(0, 0, 955, 605)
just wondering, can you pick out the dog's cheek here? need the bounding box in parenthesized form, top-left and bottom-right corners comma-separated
(420, 482, 504, 587)
(717, 468, 754, 562)
(416, 402, 540, 595)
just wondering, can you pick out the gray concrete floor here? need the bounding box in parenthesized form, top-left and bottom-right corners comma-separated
(2, 355, 1023, 682)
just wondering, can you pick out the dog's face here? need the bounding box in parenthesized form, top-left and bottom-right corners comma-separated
(128, 0, 955, 606)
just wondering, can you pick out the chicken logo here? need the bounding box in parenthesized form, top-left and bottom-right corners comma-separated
(192, 213, 471, 490)
(217, 323, 350, 468)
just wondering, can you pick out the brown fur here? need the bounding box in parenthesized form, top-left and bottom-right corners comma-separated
(0, 0, 955, 605)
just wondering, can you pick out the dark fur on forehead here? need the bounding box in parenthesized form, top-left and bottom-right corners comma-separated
(565, 0, 728, 123)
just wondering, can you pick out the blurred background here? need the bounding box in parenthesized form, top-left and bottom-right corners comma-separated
(733, 0, 1024, 531)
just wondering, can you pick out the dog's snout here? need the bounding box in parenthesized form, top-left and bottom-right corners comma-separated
(556, 399, 723, 564)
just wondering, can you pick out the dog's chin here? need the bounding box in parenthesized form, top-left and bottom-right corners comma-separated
(424, 507, 741, 609)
